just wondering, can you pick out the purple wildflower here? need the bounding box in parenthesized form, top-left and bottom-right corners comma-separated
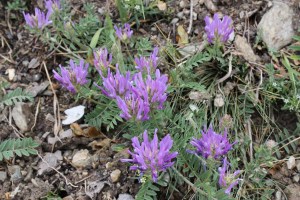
(121, 129, 178, 182)
(218, 157, 242, 194)
(135, 47, 159, 74)
(114, 23, 133, 41)
(189, 126, 236, 159)
(204, 13, 234, 44)
(97, 67, 132, 99)
(45, 0, 61, 15)
(53, 59, 89, 93)
(116, 94, 150, 121)
(133, 69, 168, 109)
(23, 8, 52, 29)
(93, 48, 113, 71)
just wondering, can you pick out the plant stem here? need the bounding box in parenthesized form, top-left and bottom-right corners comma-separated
(171, 167, 217, 200)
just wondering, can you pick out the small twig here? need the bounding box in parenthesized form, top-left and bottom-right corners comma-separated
(172, 167, 217, 200)
(75, 174, 93, 184)
(43, 61, 62, 149)
(31, 98, 41, 132)
(187, 0, 194, 34)
(255, 68, 263, 103)
(216, 54, 233, 84)
(38, 153, 78, 188)
(247, 120, 253, 162)
(278, 136, 300, 152)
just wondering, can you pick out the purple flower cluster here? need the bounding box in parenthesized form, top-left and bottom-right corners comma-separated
(95, 47, 168, 121)
(114, 23, 133, 41)
(204, 13, 234, 44)
(23, 8, 52, 29)
(45, 0, 61, 15)
(189, 126, 235, 159)
(23, 0, 60, 29)
(97, 67, 132, 99)
(186, 126, 241, 194)
(218, 157, 242, 194)
(135, 47, 159, 74)
(93, 48, 113, 71)
(121, 129, 178, 182)
(53, 59, 89, 93)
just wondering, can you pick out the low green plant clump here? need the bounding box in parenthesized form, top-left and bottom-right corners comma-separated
(18, 0, 300, 199)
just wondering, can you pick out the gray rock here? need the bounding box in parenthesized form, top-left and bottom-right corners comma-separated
(118, 194, 134, 200)
(110, 169, 121, 183)
(8, 165, 22, 182)
(71, 149, 92, 168)
(38, 151, 63, 175)
(293, 174, 300, 183)
(0, 171, 7, 182)
(275, 191, 282, 200)
(22, 60, 29, 67)
(28, 58, 40, 69)
(32, 74, 42, 82)
(296, 160, 300, 172)
(177, 11, 184, 19)
(257, 2, 294, 51)
(171, 18, 179, 24)
(12, 102, 34, 133)
(287, 156, 296, 170)
(234, 35, 258, 62)
(26, 81, 50, 97)
(204, 0, 217, 12)
(284, 184, 300, 200)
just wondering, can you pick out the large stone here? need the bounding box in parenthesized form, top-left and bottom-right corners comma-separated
(257, 2, 294, 51)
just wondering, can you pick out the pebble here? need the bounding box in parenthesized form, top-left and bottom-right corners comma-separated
(177, 11, 184, 19)
(8, 165, 22, 182)
(110, 169, 121, 183)
(275, 191, 282, 200)
(171, 18, 179, 24)
(183, 9, 190, 15)
(257, 2, 294, 51)
(204, 0, 217, 12)
(287, 156, 296, 170)
(118, 194, 135, 200)
(214, 94, 224, 107)
(284, 184, 300, 200)
(82, 171, 88, 176)
(32, 74, 42, 82)
(105, 162, 114, 169)
(25, 81, 50, 97)
(296, 160, 300, 172)
(150, 27, 157, 32)
(179, 1, 186, 8)
(0, 171, 7, 182)
(192, 12, 197, 20)
(22, 60, 29, 67)
(28, 58, 40, 69)
(63, 196, 74, 200)
(38, 151, 63, 175)
(12, 102, 34, 133)
(293, 174, 300, 183)
(71, 149, 92, 168)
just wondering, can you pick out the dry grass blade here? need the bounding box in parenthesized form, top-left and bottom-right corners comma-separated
(43, 61, 62, 148)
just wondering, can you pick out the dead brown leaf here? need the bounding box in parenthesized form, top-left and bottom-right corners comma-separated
(89, 138, 111, 150)
(70, 123, 84, 136)
(177, 25, 189, 46)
